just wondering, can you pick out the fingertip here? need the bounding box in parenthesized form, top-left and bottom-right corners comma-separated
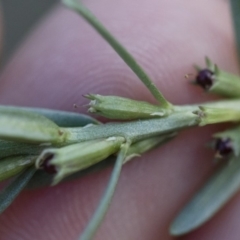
(0, 1, 239, 240)
(0, 0, 238, 108)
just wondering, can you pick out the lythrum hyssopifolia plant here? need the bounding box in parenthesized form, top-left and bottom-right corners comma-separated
(1, 0, 240, 239)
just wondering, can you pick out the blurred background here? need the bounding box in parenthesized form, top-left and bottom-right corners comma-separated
(1, 0, 58, 64)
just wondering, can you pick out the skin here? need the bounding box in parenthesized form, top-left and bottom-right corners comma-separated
(0, 0, 239, 239)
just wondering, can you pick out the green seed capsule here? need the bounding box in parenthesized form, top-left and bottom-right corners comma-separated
(194, 105, 240, 126)
(36, 137, 125, 185)
(85, 94, 168, 120)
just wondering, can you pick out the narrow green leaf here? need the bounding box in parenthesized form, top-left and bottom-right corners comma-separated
(0, 105, 100, 127)
(0, 139, 42, 159)
(0, 156, 36, 182)
(19, 106, 99, 126)
(230, 0, 240, 64)
(79, 142, 130, 240)
(62, 0, 172, 109)
(0, 107, 65, 144)
(170, 157, 240, 236)
(0, 167, 36, 214)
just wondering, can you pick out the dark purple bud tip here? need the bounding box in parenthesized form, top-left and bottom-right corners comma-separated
(196, 69, 214, 90)
(41, 153, 57, 174)
(215, 138, 233, 157)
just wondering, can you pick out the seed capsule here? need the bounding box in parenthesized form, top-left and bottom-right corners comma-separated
(215, 138, 233, 157)
(85, 94, 167, 120)
(196, 69, 214, 90)
(36, 137, 125, 185)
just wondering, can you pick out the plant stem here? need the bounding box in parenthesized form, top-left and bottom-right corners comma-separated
(64, 111, 197, 144)
(79, 142, 130, 240)
(64, 99, 240, 145)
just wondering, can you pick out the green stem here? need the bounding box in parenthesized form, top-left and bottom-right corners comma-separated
(64, 111, 197, 144)
(79, 142, 130, 240)
(64, 99, 240, 145)
(62, 0, 172, 108)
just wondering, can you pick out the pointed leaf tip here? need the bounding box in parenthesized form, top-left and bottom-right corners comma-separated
(170, 157, 240, 236)
(0, 167, 36, 214)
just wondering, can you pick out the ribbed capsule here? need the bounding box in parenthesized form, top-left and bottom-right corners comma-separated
(36, 137, 125, 185)
(194, 105, 240, 126)
(85, 94, 167, 120)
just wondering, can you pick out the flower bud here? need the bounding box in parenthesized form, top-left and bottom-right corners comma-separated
(85, 94, 167, 120)
(195, 57, 240, 98)
(36, 137, 125, 185)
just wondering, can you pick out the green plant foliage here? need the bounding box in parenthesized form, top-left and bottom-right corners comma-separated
(1, 1, 240, 239)
(170, 157, 240, 236)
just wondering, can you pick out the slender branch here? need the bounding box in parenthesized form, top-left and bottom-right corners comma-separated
(63, 99, 240, 146)
(79, 142, 130, 240)
(62, 0, 172, 108)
